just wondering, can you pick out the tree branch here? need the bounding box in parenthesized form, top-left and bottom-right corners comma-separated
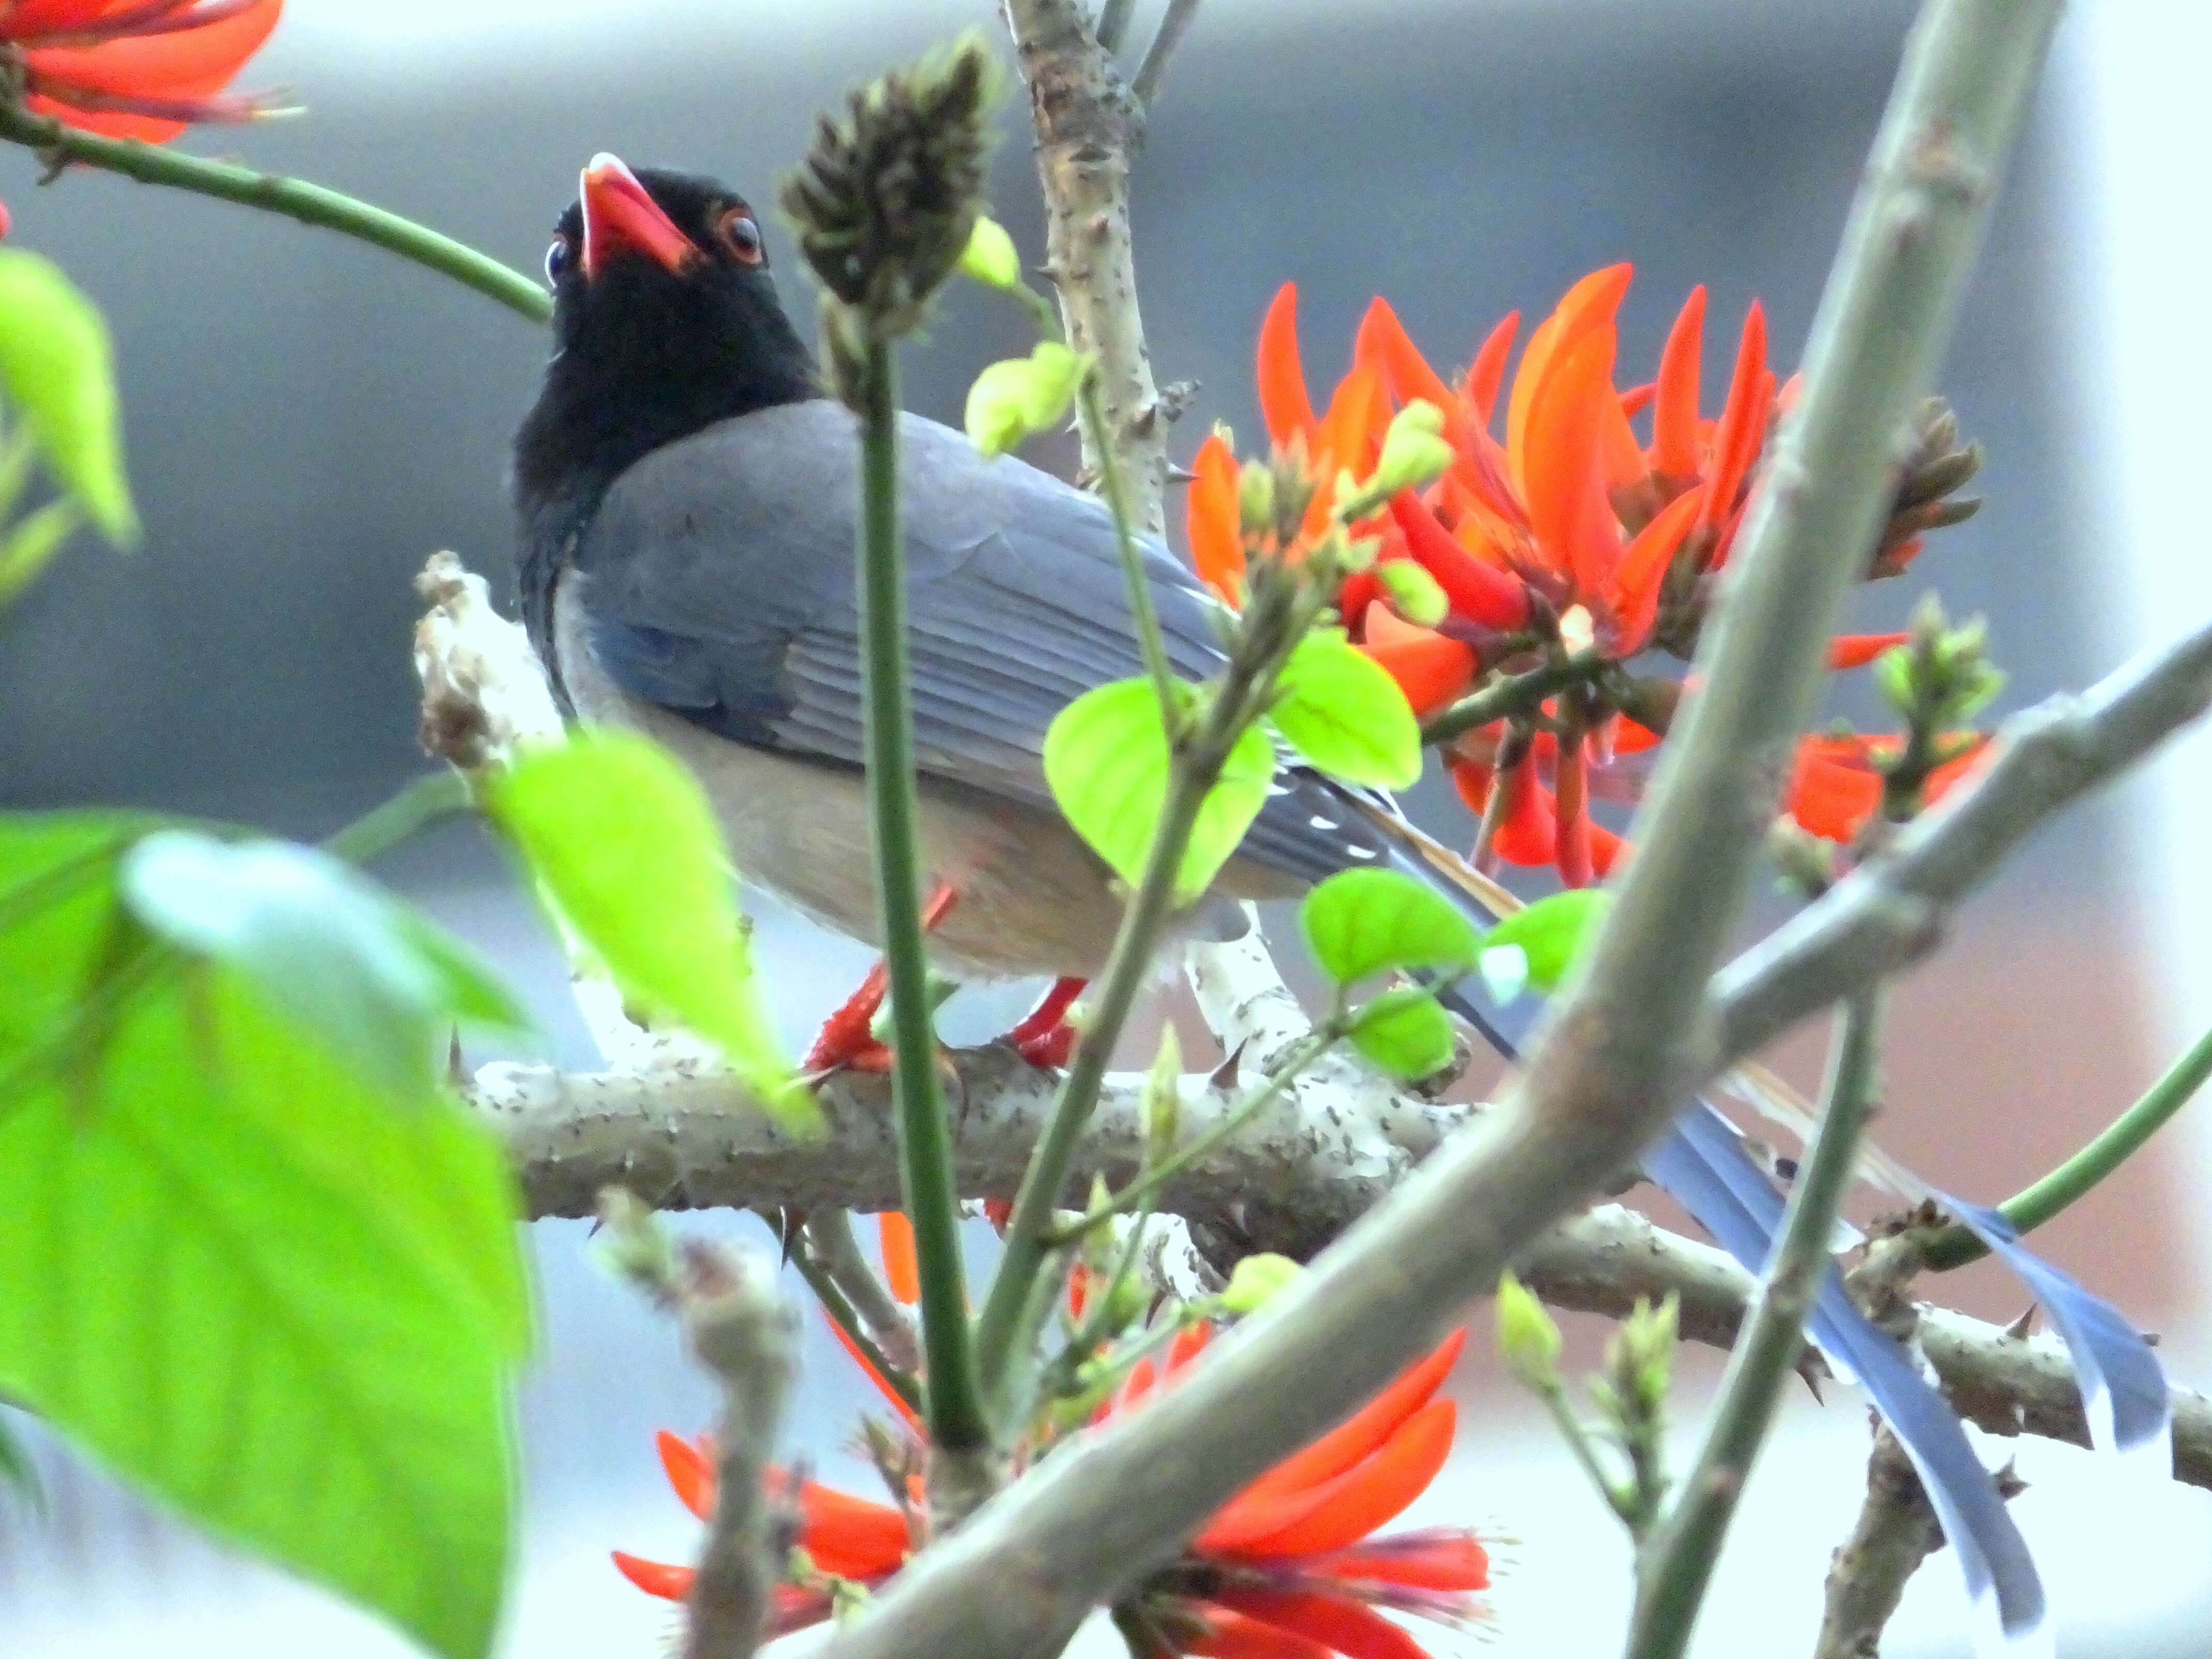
(1131, 0, 1204, 108)
(1812, 1428, 1948, 1659)
(1000, 0, 1172, 535)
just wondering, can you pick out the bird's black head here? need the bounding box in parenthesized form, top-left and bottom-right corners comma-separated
(514, 155, 818, 514)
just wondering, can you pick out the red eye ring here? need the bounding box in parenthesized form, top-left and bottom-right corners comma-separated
(717, 208, 764, 266)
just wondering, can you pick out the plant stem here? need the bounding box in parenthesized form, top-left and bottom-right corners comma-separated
(1077, 369, 1179, 723)
(853, 333, 985, 1454)
(1043, 1025, 1339, 1244)
(1131, 0, 1205, 107)
(1624, 990, 1884, 1659)
(1919, 1019, 2212, 1270)
(320, 771, 474, 866)
(1422, 650, 1602, 746)
(788, 1229, 926, 1415)
(1536, 1381, 1635, 1527)
(0, 104, 550, 325)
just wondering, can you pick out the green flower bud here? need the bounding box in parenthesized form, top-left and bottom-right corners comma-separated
(1376, 559, 1449, 627)
(957, 215, 1021, 290)
(1494, 1269, 1562, 1389)
(1143, 1027, 1182, 1166)
(964, 342, 1089, 458)
(1220, 1252, 1304, 1315)
(1368, 399, 1455, 497)
(1238, 460, 1277, 536)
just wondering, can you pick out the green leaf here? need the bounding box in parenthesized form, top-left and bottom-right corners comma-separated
(0, 815, 529, 1659)
(0, 498, 78, 608)
(1347, 986, 1454, 1079)
(1043, 678, 1274, 903)
(956, 215, 1021, 289)
(964, 341, 1087, 458)
(1484, 889, 1614, 995)
(1299, 867, 1480, 986)
(0, 251, 136, 544)
(485, 732, 816, 1130)
(1270, 630, 1422, 789)
(0, 1411, 42, 1516)
(120, 831, 529, 1106)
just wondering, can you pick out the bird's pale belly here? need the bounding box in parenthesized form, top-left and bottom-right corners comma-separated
(550, 581, 1256, 980)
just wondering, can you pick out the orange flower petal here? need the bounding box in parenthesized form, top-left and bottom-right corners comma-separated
(1388, 493, 1528, 630)
(1464, 310, 1521, 427)
(1189, 432, 1246, 605)
(877, 1211, 920, 1305)
(1319, 1533, 1492, 1592)
(1210, 1588, 1433, 1659)
(1258, 283, 1318, 448)
(1359, 634, 1476, 719)
(1120, 1355, 1160, 1412)
(1520, 323, 1620, 588)
(1507, 263, 1632, 492)
(611, 1550, 695, 1602)
(1590, 820, 1625, 877)
(1232, 1329, 1465, 1511)
(1826, 632, 1909, 670)
(1360, 595, 1435, 649)
(793, 1479, 909, 1579)
(1651, 285, 1707, 480)
(1449, 757, 1492, 816)
(1786, 743, 1883, 842)
(1606, 485, 1706, 652)
(1616, 718, 1663, 755)
(1307, 364, 1388, 537)
(824, 1309, 923, 1434)
(656, 1429, 716, 1521)
(24, 0, 279, 99)
(1169, 1321, 1213, 1373)
(1223, 1400, 1457, 1559)
(1700, 301, 1768, 532)
(1191, 1610, 1335, 1659)
(1493, 754, 1556, 867)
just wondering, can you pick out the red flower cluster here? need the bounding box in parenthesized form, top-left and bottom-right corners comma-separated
(3, 0, 283, 142)
(1187, 272, 1984, 883)
(615, 1324, 1491, 1659)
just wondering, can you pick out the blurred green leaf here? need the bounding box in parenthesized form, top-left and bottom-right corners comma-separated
(0, 1410, 41, 1516)
(1347, 985, 1454, 1079)
(121, 831, 527, 1106)
(965, 340, 1086, 458)
(1270, 631, 1422, 789)
(0, 251, 135, 545)
(0, 499, 78, 608)
(485, 732, 815, 1130)
(1043, 678, 1274, 903)
(1299, 867, 1480, 986)
(0, 815, 529, 1659)
(1483, 889, 1613, 995)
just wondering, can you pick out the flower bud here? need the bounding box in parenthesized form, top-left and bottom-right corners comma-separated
(964, 341, 1088, 458)
(1368, 399, 1455, 497)
(1376, 559, 1448, 627)
(957, 215, 1021, 290)
(1494, 1269, 1562, 1389)
(1142, 1028, 1182, 1166)
(1237, 460, 1277, 536)
(1220, 1252, 1304, 1315)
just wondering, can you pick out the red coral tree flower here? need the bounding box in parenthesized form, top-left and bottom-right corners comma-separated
(4, 1, 284, 142)
(615, 1324, 1492, 1659)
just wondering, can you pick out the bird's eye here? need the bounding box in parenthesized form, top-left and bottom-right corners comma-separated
(545, 235, 574, 285)
(716, 208, 764, 266)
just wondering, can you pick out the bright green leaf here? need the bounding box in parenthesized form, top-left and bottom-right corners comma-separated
(956, 215, 1021, 289)
(1348, 986, 1454, 1079)
(1270, 631, 1422, 789)
(121, 831, 528, 1106)
(0, 498, 78, 609)
(485, 732, 816, 1130)
(1484, 889, 1614, 995)
(0, 816, 529, 1659)
(1043, 678, 1274, 903)
(964, 340, 1087, 458)
(0, 1411, 42, 1516)
(0, 251, 136, 544)
(1299, 867, 1480, 986)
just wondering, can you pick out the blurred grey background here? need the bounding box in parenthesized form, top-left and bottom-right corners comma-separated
(4, 2, 2209, 1655)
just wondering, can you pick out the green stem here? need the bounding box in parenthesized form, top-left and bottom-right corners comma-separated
(1538, 1381, 1634, 1528)
(1076, 368, 1179, 724)
(0, 103, 550, 326)
(854, 332, 987, 1454)
(1043, 1024, 1340, 1245)
(1625, 990, 1885, 1659)
(1920, 1019, 2212, 1271)
(1422, 649, 1602, 747)
(320, 772, 474, 865)
(788, 1228, 926, 1415)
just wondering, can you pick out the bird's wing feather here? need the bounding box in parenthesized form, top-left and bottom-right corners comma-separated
(573, 401, 1235, 813)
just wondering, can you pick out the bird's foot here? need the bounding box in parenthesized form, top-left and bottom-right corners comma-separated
(803, 884, 962, 1077)
(1005, 976, 1086, 1070)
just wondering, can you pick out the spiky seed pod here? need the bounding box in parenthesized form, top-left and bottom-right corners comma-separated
(779, 33, 999, 340)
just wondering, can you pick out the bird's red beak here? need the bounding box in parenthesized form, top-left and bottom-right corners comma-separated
(580, 153, 699, 281)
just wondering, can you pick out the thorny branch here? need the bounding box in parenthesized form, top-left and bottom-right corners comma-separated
(1812, 1428, 1951, 1659)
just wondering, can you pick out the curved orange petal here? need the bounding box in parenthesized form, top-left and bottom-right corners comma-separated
(1168, 1321, 1214, 1374)
(1826, 632, 1909, 670)
(794, 1479, 909, 1579)
(1318, 1532, 1492, 1592)
(611, 1550, 695, 1602)
(1507, 264, 1632, 491)
(1191, 1610, 1335, 1659)
(1359, 634, 1476, 719)
(1787, 744, 1883, 842)
(877, 1211, 920, 1305)
(1606, 485, 1706, 653)
(23, 0, 278, 99)
(1188, 431, 1246, 604)
(1230, 1329, 1465, 1512)
(1699, 301, 1769, 532)
(656, 1430, 717, 1521)
(1651, 285, 1707, 480)
(1464, 310, 1521, 428)
(1617, 381, 1656, 420)
(1308, 365, 1388, 537)
(1598, 382, 1649, 494)
(1590, 820, 1625, 877)
(1493, 754, 1557, 867)
(1388, 493, 1528, 630)
(824, 1309, 923, 1434)
(1520, 323, 1619, 585)
(1120, 1355, 1160, 1412)
(1210, 1588, 1433, 1659)
(1225, 1400, 1457, 1559)
(1449, 757, 1493, 816)
(1356, 298, 1456, 415)
(1615, 718, 1663, 755)
(1258, 284, 1318, 448)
